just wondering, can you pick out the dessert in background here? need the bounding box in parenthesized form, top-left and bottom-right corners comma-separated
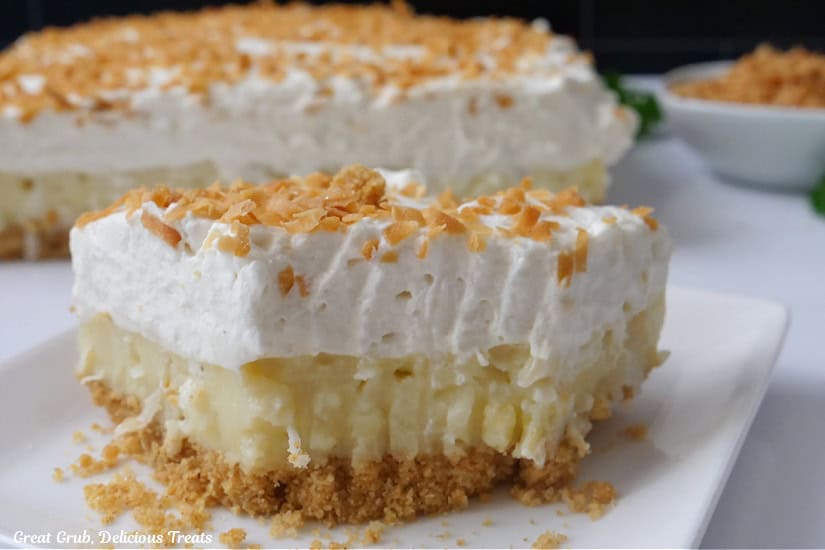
(671, 44, 825, 108)
(0, 2, 636, 259)
(71, 165, 670, 524)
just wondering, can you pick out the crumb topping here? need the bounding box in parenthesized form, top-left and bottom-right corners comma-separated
(671, 44, 825, 108)
(75, 165, 659, 292)
(0, 2, 567, 121)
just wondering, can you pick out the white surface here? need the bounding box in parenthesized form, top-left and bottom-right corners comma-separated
(0, 286, 788, 548)
(1, 76, 825, 547)
(661, 61, 825, 189)
(71, 175, 669, 371)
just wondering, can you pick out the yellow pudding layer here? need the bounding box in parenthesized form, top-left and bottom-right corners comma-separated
(77, 293, 663, 474)
(0, 163, 216, 230)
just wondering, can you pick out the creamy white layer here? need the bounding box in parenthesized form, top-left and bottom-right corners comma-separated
(71, 175, 670, 372)
(1, 35, 635, 193)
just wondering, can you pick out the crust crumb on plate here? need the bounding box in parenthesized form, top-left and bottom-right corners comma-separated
(561, 481, 617, 520)
(90, 422, 110, 434)
(362, 521, 385, 544)
(69, 443, 121, 477)
(218, 528, 247, 548)
(532, 530, 568, 549)
(622, 423, 648, 441)
(83, 466, 213, 547)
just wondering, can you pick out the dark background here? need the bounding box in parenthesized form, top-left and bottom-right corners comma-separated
(3, 0, 824, 72)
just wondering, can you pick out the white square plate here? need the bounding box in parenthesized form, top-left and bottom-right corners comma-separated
(0, 286, 788, 549)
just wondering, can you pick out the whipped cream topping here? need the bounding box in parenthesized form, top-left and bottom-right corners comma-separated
(1, 15, 636, 191)
(71, 170, 670, 371)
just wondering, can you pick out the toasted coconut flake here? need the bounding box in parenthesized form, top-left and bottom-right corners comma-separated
(457, 208, 480, 224)
(416, 238, 430, 259)
(332, 164, 386, 206)
(362, 238, 379, 260)
(384, 220, 420, 245)
(557, 251, 574, 287)
(467, 231, 487, 252)
(425, 208, 465, 234)
(318, 216, 344, 232)
(284, 207, 324, 234)
(574, 228, 589, 273)
(399, 182, 426, 199)
(602, 216, 618, 225)
(631, 206, 659, 230)
(391, 206, 425, 224)
(428, 223, 447, 238)
(467, 96, 479, 115)
(217, 221, 250, 257)
(512, 205, 541, 235)
(497, 197, 521, 215)
(76, 193, 131, 227)
(220, 198, 257, 223)
(435, 189, 459, 210)
(494, 93, 514, 109)
(278, 266, 295, 296)
(543, 188, 586, 214)
(295, 275, 310, 297)
(140, 210, 181, 248)
(380, 250, 399, 263)
(529, 220, 559, 242)
(504, 185, 526, 203)
(342, 212, 364, 224)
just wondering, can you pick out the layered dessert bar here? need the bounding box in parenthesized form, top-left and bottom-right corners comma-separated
(71, 165, 670, 524)
(1, 3, 636, 259)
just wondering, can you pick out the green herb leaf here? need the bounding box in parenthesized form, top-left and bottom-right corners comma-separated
(811, 174, 825, 217)
(603, 72, 663, 139)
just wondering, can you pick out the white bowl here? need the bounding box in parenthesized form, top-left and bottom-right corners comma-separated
(661, 61, 825, 189)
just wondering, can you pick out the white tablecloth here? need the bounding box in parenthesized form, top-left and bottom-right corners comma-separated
(1, 79, 823, 547)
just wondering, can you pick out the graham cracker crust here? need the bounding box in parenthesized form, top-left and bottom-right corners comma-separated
(86, 380, 584, 525)
(0, 217, 69, 259)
